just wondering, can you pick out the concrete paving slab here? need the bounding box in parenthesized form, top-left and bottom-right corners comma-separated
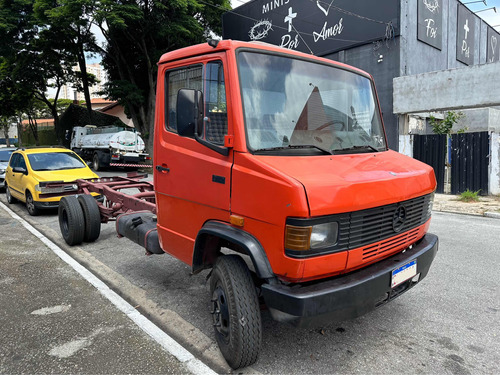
(0, 204, 205, 374)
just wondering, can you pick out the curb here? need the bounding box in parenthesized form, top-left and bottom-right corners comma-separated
(433, 209, 500, 219)
(484, 212, 500, 219)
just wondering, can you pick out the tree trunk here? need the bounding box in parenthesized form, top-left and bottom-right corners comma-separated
(2, 123, 10, 147)
(17, 116, 23, 148)
(28, 114, 39, 146)
(76, 30, 94, 124)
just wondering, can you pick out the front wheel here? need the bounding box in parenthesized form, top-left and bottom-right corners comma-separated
(25, 191, 39, 216)
(210, 255, 262, 369)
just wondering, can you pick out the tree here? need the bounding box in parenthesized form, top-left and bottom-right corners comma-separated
(429, 111, 466, 135)
(34, 0, 99, 122)
(0, 0, 80, 144)
(95, 0, 231, 152)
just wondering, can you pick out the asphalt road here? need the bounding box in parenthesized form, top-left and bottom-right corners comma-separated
(1, 170, 499, 374)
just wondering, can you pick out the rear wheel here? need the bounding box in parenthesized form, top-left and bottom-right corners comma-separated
(210, 255, 262, 369)
(58, 196, 85, 246)
(93, 153, 102, 172)
(5, 184, 17, 204)
(77, 194, 101, 242)
(25, 191, 39, 216)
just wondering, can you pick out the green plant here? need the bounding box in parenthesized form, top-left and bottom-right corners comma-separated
(429, 111, 465, 135)
(458, 189, 481, 202)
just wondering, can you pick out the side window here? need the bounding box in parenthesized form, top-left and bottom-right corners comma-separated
(9, 154, 20, 168)
(204, 62, 228, 145)
(18, 155, 27, 170)
(165, 65, 203, 132)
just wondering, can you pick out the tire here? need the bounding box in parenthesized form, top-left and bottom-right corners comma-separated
(58, 196, 85, 246)
(25, 191, 39, 216)
(93, 153, 102, 172)
(5, 184, 17, 204)
(210, 255, 262, 369)
(77, 194, 101, 242)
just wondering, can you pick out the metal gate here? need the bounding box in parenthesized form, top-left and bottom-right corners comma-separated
(450, 132, 489, 195)
(413, 134, 446, 194)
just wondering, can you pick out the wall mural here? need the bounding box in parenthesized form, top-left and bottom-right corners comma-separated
(417, 0, 443, 50)
(456, 4, 475, 66)
(222, 0, 400, 56)
(487, 27, 500, 63)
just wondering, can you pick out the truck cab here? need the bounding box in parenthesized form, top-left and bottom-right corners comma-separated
(153, 40, 438, 369)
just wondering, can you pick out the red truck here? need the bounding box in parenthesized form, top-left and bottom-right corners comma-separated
(57, 40, 438, 369)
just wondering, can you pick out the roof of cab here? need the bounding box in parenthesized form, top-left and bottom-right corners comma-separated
(157, 40, 371, 78)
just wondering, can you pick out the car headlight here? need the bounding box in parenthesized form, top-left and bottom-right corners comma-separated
(285, 220, 339, 253)
(0, 169, 5, 174)
(310, 222, 339, 249)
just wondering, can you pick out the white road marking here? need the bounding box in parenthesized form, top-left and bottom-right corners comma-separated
(0, 201, 217, 375)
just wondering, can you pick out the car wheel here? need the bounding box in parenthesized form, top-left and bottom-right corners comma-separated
(210, 255, 262, 369)
(58, 196, 85, 246)
(25, 191, 39, 216)
(93, 153, 101, 172)
(5, 184, 17, 204)
(77, 194, 101, 242)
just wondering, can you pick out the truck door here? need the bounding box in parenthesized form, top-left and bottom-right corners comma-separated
(155, 57, 233, 265)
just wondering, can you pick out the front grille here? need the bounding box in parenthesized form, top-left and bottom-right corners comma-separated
(285, 193, 433, 258)
(348, 194, 431, 249)
(362, 228, 420, 260)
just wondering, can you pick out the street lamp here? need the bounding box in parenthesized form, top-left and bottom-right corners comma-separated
(474, 6, 497, 13)
(464, 0, 487, 5)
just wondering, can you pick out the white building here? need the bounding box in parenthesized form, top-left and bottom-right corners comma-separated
(59, 63, 107, 101)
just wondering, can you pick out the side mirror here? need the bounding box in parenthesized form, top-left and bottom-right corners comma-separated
(13, 167, 27, 175)
(176, 88, 203, 137)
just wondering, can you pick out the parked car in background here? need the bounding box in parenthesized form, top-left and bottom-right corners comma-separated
(0, 147, 17, 190)
(4, 147, 100, 215)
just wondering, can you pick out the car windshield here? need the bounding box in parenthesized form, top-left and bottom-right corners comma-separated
(0, 150, 14, 162)
(27, 152, 86, 171)
(238, 52, 387, 154)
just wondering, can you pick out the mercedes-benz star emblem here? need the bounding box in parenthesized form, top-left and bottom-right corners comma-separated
(392, 206, 407, 232)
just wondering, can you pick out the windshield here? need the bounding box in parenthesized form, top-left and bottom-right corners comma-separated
(0, 150, 14, 162)
(238, 52, 386, 154)
(27, 152, 86, 171)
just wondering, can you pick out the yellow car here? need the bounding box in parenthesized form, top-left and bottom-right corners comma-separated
(5, 147, 99, 216)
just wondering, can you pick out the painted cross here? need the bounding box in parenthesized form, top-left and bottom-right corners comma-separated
(464, 19, 469, 40)
(284, 7, 297, 33)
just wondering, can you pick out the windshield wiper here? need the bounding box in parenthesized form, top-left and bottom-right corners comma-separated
(334, 145, 379, 153)
(255, 144, 332, 155)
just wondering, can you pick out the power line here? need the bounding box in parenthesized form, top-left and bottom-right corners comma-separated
(198, 0, 394, 46)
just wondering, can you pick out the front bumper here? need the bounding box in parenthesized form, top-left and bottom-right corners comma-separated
(34, 194, 104, 209)
(262, 233, 438, 328)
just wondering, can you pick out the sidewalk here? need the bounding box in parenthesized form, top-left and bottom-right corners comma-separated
(0, 204, 206, 375)
(433, 193, 500, 218)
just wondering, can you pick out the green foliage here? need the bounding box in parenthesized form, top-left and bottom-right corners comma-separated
(458, 189, 481, 202)
(429, 111, 466, 135)
(96, 0, 231, 149)
(22, 128, 58, 146)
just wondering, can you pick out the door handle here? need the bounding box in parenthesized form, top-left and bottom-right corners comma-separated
(155, 165, 170, 173)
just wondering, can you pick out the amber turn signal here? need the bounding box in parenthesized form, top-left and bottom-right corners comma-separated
(230, 215, 245, 227)
(285, 225, 312, 251)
